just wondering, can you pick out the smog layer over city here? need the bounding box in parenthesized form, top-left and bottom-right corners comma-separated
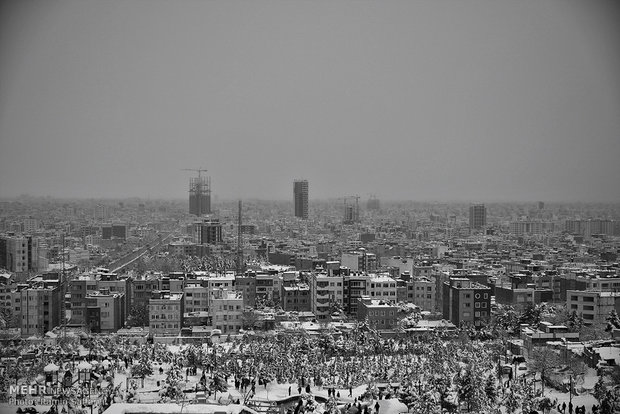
(1, 1, 620, 414)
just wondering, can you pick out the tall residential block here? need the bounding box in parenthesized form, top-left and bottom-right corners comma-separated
(469, 204, 487, 229)
(293, 179, 309, 220)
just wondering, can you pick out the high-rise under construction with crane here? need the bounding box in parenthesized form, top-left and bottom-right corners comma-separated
(188, 172, 211, 216)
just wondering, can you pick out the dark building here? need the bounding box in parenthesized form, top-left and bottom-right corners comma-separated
(357, 296, 398, 330)
(111, 224, 127, 239)
(188, 220, 223, 245)
(443, 277, 491, 328)
(236, 276, 256, 308)
(293, 179, 309, 220)
(281, 285, 311, 312)
(469, 204, 487, 229)
(189, 176, 211, 216)
(101, 224, 112, 240)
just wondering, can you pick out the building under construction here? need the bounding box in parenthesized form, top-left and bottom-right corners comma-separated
(189, 176, 211, 216)
(343, 196, 360, 224)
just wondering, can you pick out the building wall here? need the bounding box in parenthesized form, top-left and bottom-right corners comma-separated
(210, 291, 243, 334)
(293, 180, 309, 220)
(149, 294, 184, 336)
(567, 290, 620, 325)
(17, 286, 60, 336)
(311, 274, 343, 321)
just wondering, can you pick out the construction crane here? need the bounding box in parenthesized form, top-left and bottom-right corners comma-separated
(181, 168, 208, 177)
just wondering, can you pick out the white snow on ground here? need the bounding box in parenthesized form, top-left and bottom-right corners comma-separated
(0, 342, 608, 414)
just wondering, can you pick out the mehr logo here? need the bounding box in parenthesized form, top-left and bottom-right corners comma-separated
(9, 385, 63, 396)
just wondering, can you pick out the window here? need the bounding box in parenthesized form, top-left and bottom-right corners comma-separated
(570, 296, 578, 301)
(465, 303, 471, 308)
(465, 294, 471, 299)
(475, 302, 480, 308)
(475, 293, 480, 299)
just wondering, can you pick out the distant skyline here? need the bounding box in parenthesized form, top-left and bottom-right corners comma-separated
(1, 0, 619, 202)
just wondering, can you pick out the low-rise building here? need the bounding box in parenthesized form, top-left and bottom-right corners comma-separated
(85, 291, 125, 333)
(149, 292, 184, 336)
(357, 296, 398, 330)
(442, 277, 492, 328)
(566, 290, 620, 325)
(210, 289, 243, 334)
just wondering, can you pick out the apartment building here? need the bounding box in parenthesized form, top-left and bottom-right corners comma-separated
(149, 292, 184, 336)
(442, 277, 492, 328)
(357, 296, 398, 330)
(368, 275, 397, 302)
(85, 291, 125, 333)
(310, 273, 343, 321)
(210, 289, 243, 334)
(567, 290, 620, 325)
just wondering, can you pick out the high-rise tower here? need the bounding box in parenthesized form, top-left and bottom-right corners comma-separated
(186, 170, 211, 216)
(469, 204, 487, 229)
(293, 179, 309, 220)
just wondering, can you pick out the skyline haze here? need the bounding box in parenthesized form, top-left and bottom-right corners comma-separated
(1, 0, 619, 202)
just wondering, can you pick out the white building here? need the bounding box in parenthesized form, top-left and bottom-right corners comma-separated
(210, 289, 243, 334)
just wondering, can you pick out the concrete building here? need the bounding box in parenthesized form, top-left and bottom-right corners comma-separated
(85, 291, 125, 333)
(188, 175, 211, 216)
(130, 275, 159, 310)
(408, 277, 436, 311)
(341, 251, 377, 273)
(310, 273, 344, 321)
(188, 219, 223, 245)
(368, 275, 397, 302)
(293, 179, 309, 220)
(68, 277, 99, 326)
(255, 273, 282, 305)
(469, 204, 487, 230)
(149, 292, 184, 336)
(343, 273, 371, 316)
(16, 283, 61, 337)
(494, 285, 553, 310)
(210, 289, 243, 334)
(281, 284, 311, 312)
(521, 321, 580, 352)
(111, 224, 128, 240)
(510, 221, 555, 236)
(235, 276, 256, 308)
(183, 283, 209, 313)
(23, 218, 38, 234)
(442, 277, 492, 328)
(357, 296, 398, 330)
(565, 219, 615, 238)
(0, 235, 47, 274)
(567, 290, 620, 325)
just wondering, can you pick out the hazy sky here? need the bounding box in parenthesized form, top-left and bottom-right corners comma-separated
(1, 0, 619, 202)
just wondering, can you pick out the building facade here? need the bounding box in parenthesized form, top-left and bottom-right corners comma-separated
(442, 277, 491, 328)
(469, 204, 487, 230)
(293, 179, 309, 220)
